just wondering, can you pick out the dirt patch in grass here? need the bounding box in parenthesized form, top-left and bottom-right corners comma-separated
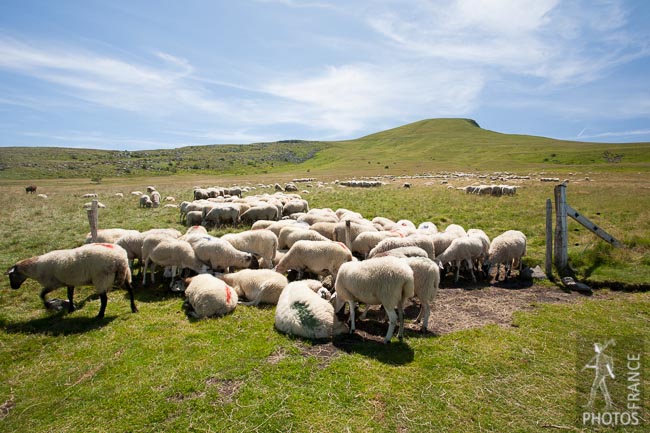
(206, 377, 244, 404)
(0, 394, 15, 420)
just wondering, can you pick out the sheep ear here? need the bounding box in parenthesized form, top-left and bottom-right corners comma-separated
(5, 266, 16, 275)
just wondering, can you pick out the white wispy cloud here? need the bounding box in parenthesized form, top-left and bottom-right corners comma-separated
(572, 129, 650, 140)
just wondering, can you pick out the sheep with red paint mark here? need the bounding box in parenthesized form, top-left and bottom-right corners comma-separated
(5, 243, 137, 319)
(182, 274, 238, 318)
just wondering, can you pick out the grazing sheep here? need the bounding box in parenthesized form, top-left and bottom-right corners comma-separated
(85, 228, 139, 244)
(371, 216, 396, 230)
(165, 196, 176, 202)
(467, 228, 491, 276)
(115, 231, 146, 271)
(219, 269, 288, 306)
(189, 236, 259, 273)
(444, 223, 467, 237)
(308, 221, 337, 240)
(368, 235, 435, 260)
(131, 191, 143, 196)
(151, 191, 161, 208)
(82, 193, 98, 198)
(26, 185, 37, 194)
(142, 238, 206, 286)
(37, 194, 48, 199)
(404, 257, 440, 332)
(429, 232, 459, 256)
(183, 274, 238, 319)
(374, 246, 429, 259)
(185, 210, 203, 227)
(333, 220, 377, 246)
(282, 199, 309, 217)
(274, 240, 353, 280)
(193, 188, 209, 200)
(202, 205, 240, 228)
(486, 230, 527, 280)
(239, 204, 279, 225)
(350, 231, 402, 259)
(221, 229, 278, 269)
(297, 210, 338, 225)
(275, 281, 348, 339)
(114, 192, 124, 198)
(333, 256, 414, 343)
(434, 236, 485, 283)
(5, 243, 137, 319)
(417, 221, 438, 233)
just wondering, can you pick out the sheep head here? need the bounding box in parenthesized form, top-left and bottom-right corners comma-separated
(5, 265, 28, 289)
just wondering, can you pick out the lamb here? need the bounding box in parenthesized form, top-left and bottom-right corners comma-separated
(368, 234, 435, 260)
(5, 243, 137, 319)
(219, 269, 288, 306)
(486, 230, 527, 280)
(221, 229, 278, 269)
(404, 257, 440, 332)
(333, 256, 414, 343)
(182, 274, 238, 319)
(274, 240, 353, 280)
(141, 237, 206, 286)
(189, 235, 259, 273)
(274, 281, 348, 339)
(434, 236, 485, 282)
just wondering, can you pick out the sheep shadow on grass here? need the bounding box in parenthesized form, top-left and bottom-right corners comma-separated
(1, 312, 116, 336)
(333, 330, 415, 365)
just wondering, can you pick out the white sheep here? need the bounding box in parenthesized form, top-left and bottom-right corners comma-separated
(373, 246, 429, 259)
(368, 234, 435, 260)
(142, 237, 206, 286)
(85, 228, 139, 244)
(6, 243, 137, 318)
(278, 225, 328, 250)
(219, 269, 288, 306)
(444, 223, 467, 237)
(202, 204, 240, 228)
(486, 230, 527, 280)
(404, 256, 440, 332)
(274, 281, 348, 339)
(182, 274, 238, 318)
(151, 191, 161, 208)
(434, 236, 485, 282)
(333, 220, 377, 246)
(282, 199, 309, 217)
(274, 240, 353, 280)
(139, 194, 153, 208)
(333, 256, 414, 343)
(221, 229, 278, 269)
(188, 235, 259, 273)
(185, 211, 203, 227)
(308, 221, 337, 240)
(350, 230, 402, 259)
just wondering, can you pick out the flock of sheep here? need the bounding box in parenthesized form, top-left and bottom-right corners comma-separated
(6, 186, 527, 344)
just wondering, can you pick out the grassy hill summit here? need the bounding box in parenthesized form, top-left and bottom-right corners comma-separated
(1, 118, 648, 180)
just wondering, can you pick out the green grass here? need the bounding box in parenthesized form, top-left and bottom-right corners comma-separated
(1, 118, 649, 431)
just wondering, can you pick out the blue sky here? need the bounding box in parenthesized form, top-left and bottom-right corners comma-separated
(0, 0, 649, 150)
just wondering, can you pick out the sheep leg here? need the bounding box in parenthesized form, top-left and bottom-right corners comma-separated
(66, 286, 76, 313)
(397, 303, 405, 341)
(348, 300, 356, 333)
(419, 302, 431, 333)
(384, 307, 398, 343)
(454, 260, 460, 283)
(97, 293, 108, 319)
(126, 282, 138, 313)
(467, 259, 476, 282)
(142, 258, 149, 286)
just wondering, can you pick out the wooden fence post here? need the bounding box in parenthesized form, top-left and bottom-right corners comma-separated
(545, 198, 553, 277)
(87, 200, 98, 242)
(554, 184, 568, 271)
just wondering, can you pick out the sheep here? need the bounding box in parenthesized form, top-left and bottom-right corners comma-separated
(417, 222, 438, 233)
(333, 220, 377, 246)
(182, 274, 238, 319)
(444, 223, 467, 237)
(219, 269, 288, 306)
(5, 243, 137, 319)
(274, 240, 353, 280)
(297, 210, 338, 225)
(333, 256, 414, 343)
(185, 211, 203, 227)
(221, 229, 278, 269)
(151, 191, 161, 208)
(85, 228, 139, 244)
(193, 188, 209, 200)
(434, 236, 485, 282)
(239, 204, 279, 225)
(486, 230, 527, 280)
(142, 237, 206, 286)
(26, 185, 37, 194)
(189, 236, 259, 273)
(308, 221, 337, 240)
(467, 228, 491, 276)
(202, 205, 240, 228)
(114, 192, 124, 198)
(278, 225, 327, 250)
(260, 219, 300, 237)
(374, 246, 429, 259)
(139, 194, 153, 208)
(371, 216, 396, 230)
(429, 232, 459, 256)
(131, 191, 143, 196)
(275, 281, 348, 339)
(165, 196, 176, 202)
(82, 193, 98, 198)
(37, 194, 48, 199)
(115, 231, 146, 271)
(350, 230, 402, 259)
(404, 257, 440, 332)
(282, 199, 309, 217)
(368, 234, 435, 260)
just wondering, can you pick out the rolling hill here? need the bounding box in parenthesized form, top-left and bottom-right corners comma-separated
(1, 118, 648, 180)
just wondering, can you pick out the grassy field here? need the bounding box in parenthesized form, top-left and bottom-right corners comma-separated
(1, 118, 649, 432)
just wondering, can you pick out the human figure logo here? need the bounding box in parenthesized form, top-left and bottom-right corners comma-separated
(578, 335, 644, 427)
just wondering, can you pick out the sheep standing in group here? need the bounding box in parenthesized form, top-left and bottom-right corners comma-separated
(434, 236, 485, 283)
(275, 281, 348, 339)
(278, 225, 328, 250)
(219, 269, 288, 306)
(188, 235, 259, 273)
(333, 256, 414, 343)
(140, 194, 153, 208)
(182, 274, 238, 319)
(486, 230, 527, 280)
(274, 240, 354, 280)
(404, 257, 440, 332)
(202, 205, 240, 228)
(5, 243, 137, 319)
(141, 237, 206, 286)
(221, 230, 278, 269)
(368, 234, 435, 260)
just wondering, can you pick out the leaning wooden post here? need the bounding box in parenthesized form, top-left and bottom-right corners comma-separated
(87, 199, 99, 242)
(344, 220, 352, 249)
(545, 198, 553, 277)
(553, 184, 568, 271)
